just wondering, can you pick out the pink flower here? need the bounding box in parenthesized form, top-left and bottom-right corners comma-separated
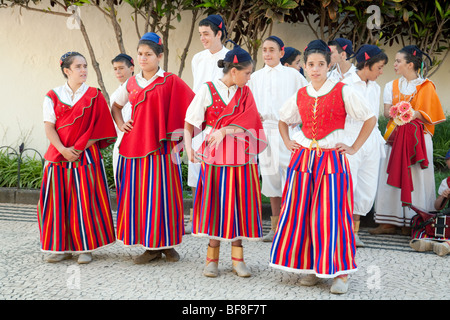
(389, 105, 399, 118)
(397, 101, 412, 113)
(400, 110, 413, 123)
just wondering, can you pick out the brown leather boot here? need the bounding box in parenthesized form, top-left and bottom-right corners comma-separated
(133, 250, 162, 264)
(162, 248, 180, 262)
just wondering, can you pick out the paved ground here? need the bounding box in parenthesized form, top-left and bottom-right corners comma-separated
(0, 203, 448, 306)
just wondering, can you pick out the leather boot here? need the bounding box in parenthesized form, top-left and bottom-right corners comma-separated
(46, 253, 72, 263)
(162, 248, 180, 262)
(330, 275, 349, 294)
(354, 221, 365, 247)
(203, 245, 220, 277)
(433, 241, 450, 257)
(133, 250, 162, 264)
(185, 208, 193, 234)
(231, 245, 251, 277)
(410, 239, 434, 252)
(263, 216, 279, 242)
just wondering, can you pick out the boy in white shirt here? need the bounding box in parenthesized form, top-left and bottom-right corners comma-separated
(110, 54, 134, 184)
(328, 38, 356, 82)
(248, 36, 308, 242)
(341, 45, 388, 247)
(186, 15, 230, 233)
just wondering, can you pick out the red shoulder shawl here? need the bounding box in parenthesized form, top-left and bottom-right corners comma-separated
(196, 85, 267, 166)
(44, 87, 117, 163)
(119, 72, 195, 158)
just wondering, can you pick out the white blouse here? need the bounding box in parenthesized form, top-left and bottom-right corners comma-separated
(113, 68, 166, 107)
(279, 79, 374, 148)
(191, 47, 229, 94)
(43, 82, 89, 123)
(248, 63, 308, 124)
(383, 76, 425, 105)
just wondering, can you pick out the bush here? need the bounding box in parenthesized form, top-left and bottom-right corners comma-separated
(0, 149, 44, 189)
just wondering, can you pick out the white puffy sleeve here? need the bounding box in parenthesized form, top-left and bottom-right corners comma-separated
(279, 91, 302, 125)
(342, 84, 375, 122)
(184, 83, 212, 129)
(383, 80, 394, 105)
(43, 96, 56, 124)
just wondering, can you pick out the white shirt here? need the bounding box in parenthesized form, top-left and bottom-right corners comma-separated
(248, 63, 308, 124)
(185, 79, 238, 129)
(113, 68, 166, 107)
(191, 47, 229, 94)
(438, 178, 449, 195)
(342, 70, 381, 132)
(279, 79, 374, 149)
(110, 82, 132, 130)
(328, 64, 357, 83)
(383, 76, 425, 105)
(43, 82, 89, 123)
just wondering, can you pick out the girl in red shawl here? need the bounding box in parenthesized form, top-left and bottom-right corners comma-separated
(111, 33, 194, 264)
(184, 44, 267, 278)
(38, 52, 117, 264)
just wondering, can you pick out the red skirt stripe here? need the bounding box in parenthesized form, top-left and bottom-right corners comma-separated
(270, 147, 357, 277)
(37, 144, 116, 252)
(192, 162, 263, 241)
(116, 141, 184, 249)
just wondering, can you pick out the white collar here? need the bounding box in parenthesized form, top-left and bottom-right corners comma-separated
(263, 62, 283, 72)
(399, 75, 425, 86)
(306, 79, 339, 96)
(64, 82, 87, 95)
(207, 46, 228, 57)
(136, 68, 166, 82)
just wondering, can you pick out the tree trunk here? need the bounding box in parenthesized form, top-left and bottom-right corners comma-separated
(178, 9, 199, 78)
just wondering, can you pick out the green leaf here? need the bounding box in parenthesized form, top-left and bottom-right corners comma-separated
(435, 0, 443, 18)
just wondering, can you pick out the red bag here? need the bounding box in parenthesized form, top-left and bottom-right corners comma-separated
(410, 205, 450, 239)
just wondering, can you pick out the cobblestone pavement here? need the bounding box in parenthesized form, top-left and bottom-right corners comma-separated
(0, 203, 448, 304)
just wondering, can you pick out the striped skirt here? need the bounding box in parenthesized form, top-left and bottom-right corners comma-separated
(269, 147, 357, 278)
(115, 141, 184, 249)
(192, 162, 263, 241)
(37, 144, 116, 253)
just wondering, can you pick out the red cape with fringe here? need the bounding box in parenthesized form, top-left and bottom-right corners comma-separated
(119, 72, 194, 158)
(196, 85, 267, 166)
(386, 118, 429, 206)
(44, 87, 117, 163)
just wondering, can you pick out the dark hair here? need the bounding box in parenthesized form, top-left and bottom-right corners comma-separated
(398, 48, 423, 72)
(137, 40, 164, 56)
(281, 49, 301, 65)
(356, 52, 388, 70)
(304, 49, 331, 65)
(328, 40, 349, 59)
(199, 19, 226, 41)
(60, 52, 86, 79)
(217, 59, 254, 74)
(111, 56, 134, 68)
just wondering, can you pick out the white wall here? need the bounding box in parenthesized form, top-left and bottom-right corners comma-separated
(1, 4, 449, 156)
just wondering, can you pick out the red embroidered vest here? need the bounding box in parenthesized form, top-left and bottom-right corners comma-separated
(297, 82, 346, 141)
(204, 82, 227, 128)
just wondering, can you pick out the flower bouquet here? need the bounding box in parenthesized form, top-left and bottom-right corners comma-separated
(389, 101, 415, 126)
(384, 101, 415, 144)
